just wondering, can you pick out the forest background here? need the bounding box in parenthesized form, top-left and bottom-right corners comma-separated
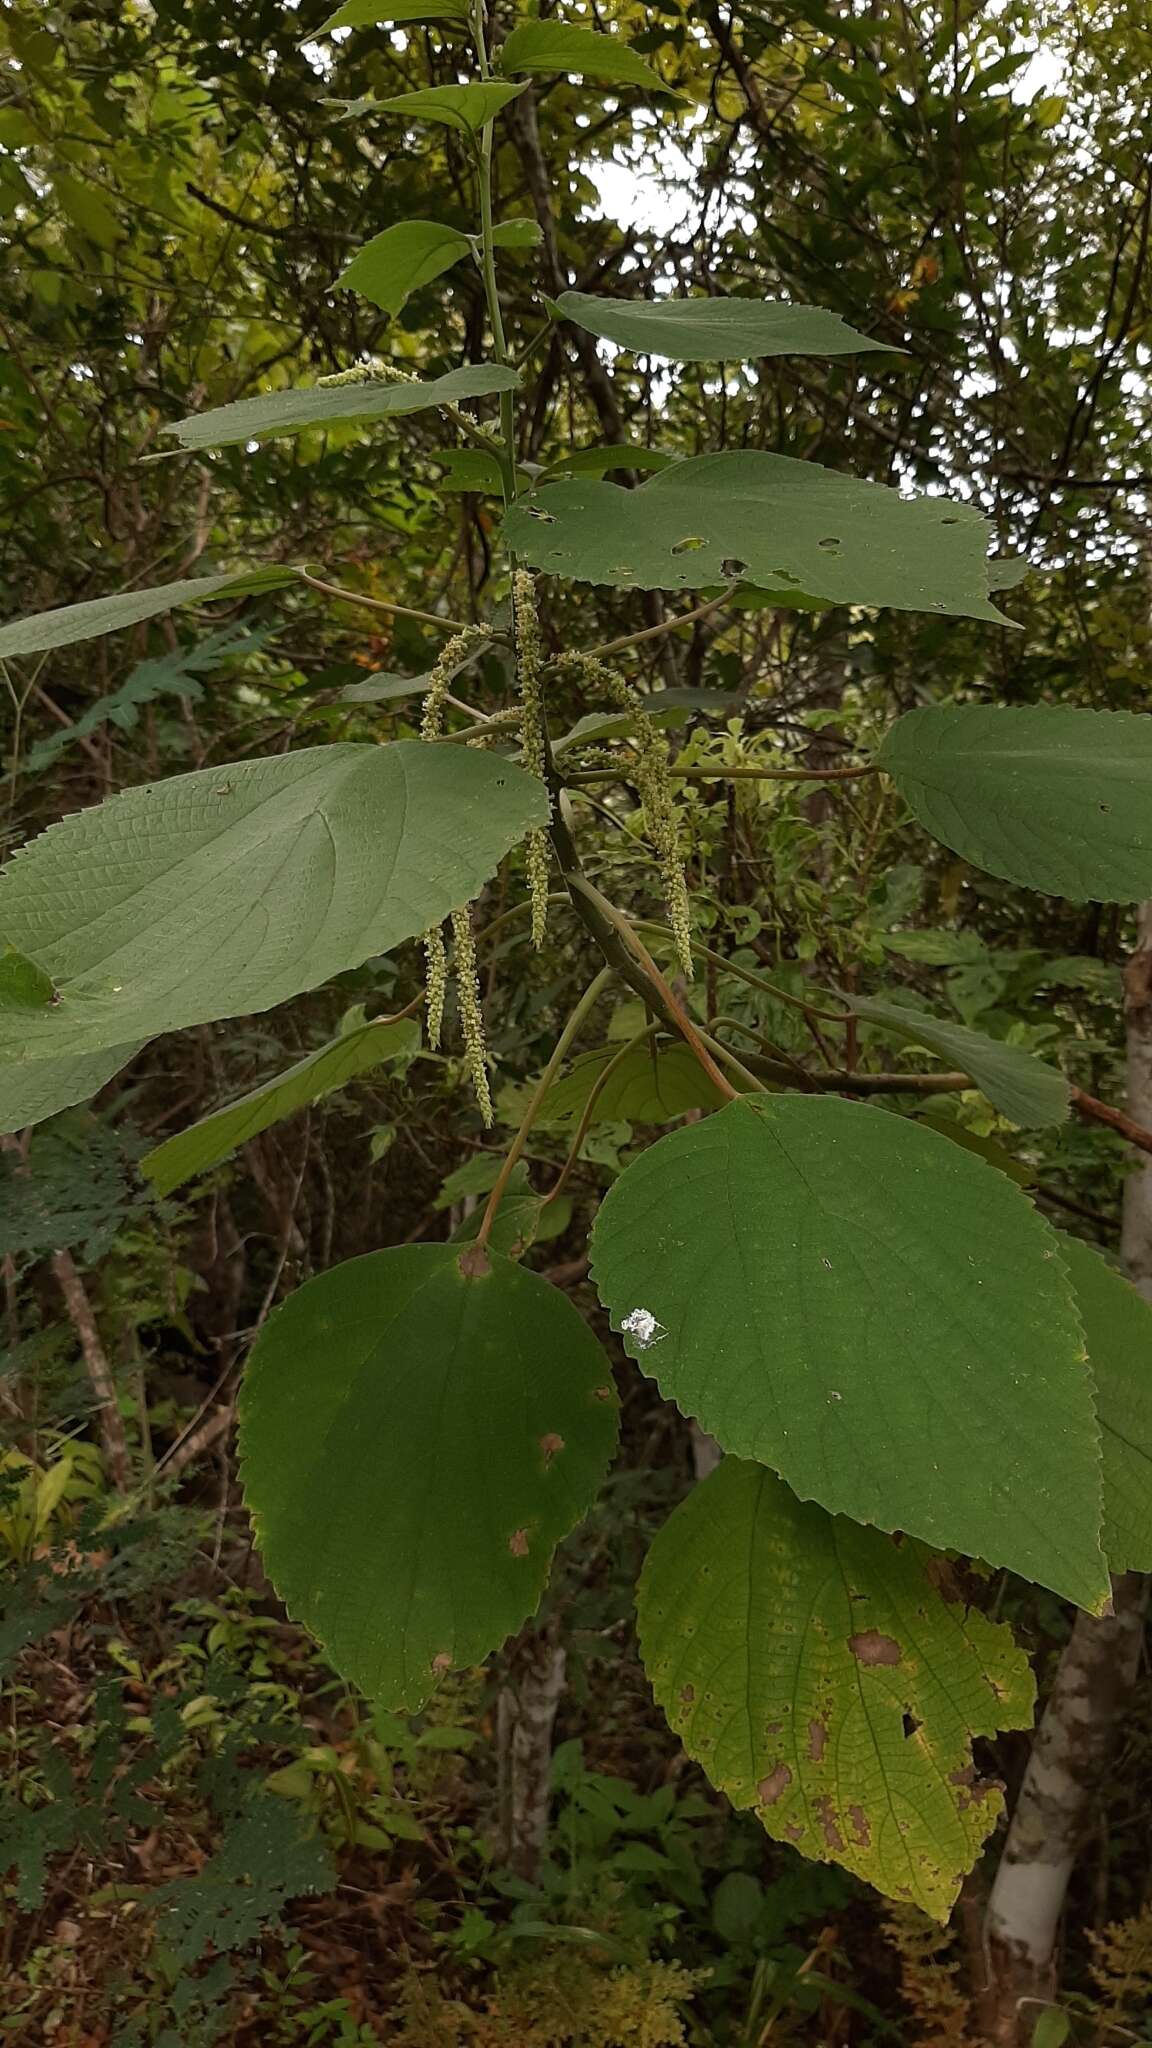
(4, 0, 1152, 2042)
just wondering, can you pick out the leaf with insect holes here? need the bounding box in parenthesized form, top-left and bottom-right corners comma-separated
(497, 22, 679, 94)
(877, 705, 1152, 901)
(316, 0, 467, 29)
(0, 743, 547, 1090)
(167, 365, 518, 451)
(337, 220, 472, 315)
(552, 293, 894, 361)
(503, 452, 1012, 623)
(847, 995, 1069, 1127)
(239, 1244, 618, 1707)
(638, 1459, 1035, 1919)
(0, 568, 298, 660)
(591, 1095, 1107, 1610)
(1057, 1234, 1152, 1573)
(141, 1018, 419, 1197)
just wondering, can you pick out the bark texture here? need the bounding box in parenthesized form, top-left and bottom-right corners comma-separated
(495, 1621, 567, 1880)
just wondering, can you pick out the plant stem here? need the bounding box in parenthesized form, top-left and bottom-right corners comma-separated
(299, 572, 474, 635)
(634, 921, 851, 1025)
(543, 1024, 660, 1206)
(474, 967, 614, 1251)
(566, 761, 879, 784)
(581, 587, 736, 661)
(470, 0, 519, 499)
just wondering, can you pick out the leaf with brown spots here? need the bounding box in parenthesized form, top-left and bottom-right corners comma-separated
(636, 1460, 1035, 1920)
(240, 1244, 618, 1711)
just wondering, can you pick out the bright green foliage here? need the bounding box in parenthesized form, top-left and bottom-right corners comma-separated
(337, 220, 472, 314)
(167, 365, 518, 450)
(637, 1461, 1035, 1919)
(540, 443, 676, 480)
(239, 1244, 619, 1708)
(1058, 1235, 1152, 1573)
(847, 995, 1069, 1127)
(370, 82, 528, 135)
(317, 0, 466, 28)
(448, 1164, 573, 1258)
(0, 1043, 143, 1139)
(0, 743, 547, 1079)
(490, 216, 543, 250)
(0, 568, 296, 659)
(590, 1096, 1107, 1609)
(497, 23, 674, 94)
(877, 706, 1152, 901)
(552, 292, 890, 361)
(541, 1043, 728, 1125)
(504, 453, 1011, 621)
(141, 1017, 420, 1197)
(0, 947, 54, 1009)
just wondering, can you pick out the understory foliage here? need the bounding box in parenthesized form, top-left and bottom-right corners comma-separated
(5, 0, 1152, 2037)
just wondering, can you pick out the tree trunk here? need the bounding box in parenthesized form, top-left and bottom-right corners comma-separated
(978, 904, 1152, 2043)
(495, 1619, 567, 1880)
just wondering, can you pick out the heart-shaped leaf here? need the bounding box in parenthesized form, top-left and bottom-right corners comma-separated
(337, 220, 472, 315)
(504, 453, 1011, 623)
(239, 1245, 618, 1707)
(0, 742, 547, 1080)
(591, 1095, 1107, 1609)
(638, 1459, 1035, 1919)
(497, 23, 678, 94)
(553, 293, 893, 361)
(877, 705, 1152, 901)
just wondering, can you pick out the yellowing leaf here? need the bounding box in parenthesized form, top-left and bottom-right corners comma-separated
(638, 1459, 1035, 1918)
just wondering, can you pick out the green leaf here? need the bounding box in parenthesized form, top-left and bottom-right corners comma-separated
(497, 23, 678, 94)
(504, 454, 1011, 623)
(541, 1044, 727, 1125)
(54, 171, 118, 250)
(490, 216, 543, 250)
(337, 220, 472, 315)
(141, 1018, 419, 1197)
(847, 996, 1069, 1127)
(167, 366, 518, 451)
(370, 82, 528, 135)
(1058, 1236, 1152, 1574)
(553, 293, 894, 361)
(432, 448, 511, 494)
(0, 1043, 142, 1139)
(0, 946, 54, 1010)
(239, 1244, 618, 1707)
(0, 568, 297, 660)
(877, 706, 1152, 902)
(0, 742, 547, 1070)
(539, 443, 677, 481)
(590, 1095, 1107, 1609)
(637, 1460, 1035, 1919)
(449, 1172, 573, 1258)
(316, 0, 467, 29)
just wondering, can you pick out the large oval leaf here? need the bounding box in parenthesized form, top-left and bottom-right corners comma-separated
(638, 1459, 1035, 1920)
(540, 1043, 727, 1125)
(239, 1244, 618, 1708)
(590, 1095, 1107, 1609)
(1058, 1234, 1152, 1573)
(0, 1042, 142, 1138)
(0, 743, 547, 1074)
(503, 453, 1010, 622)
(848, 994, 1069, 1127)
(337, 220, 472, 316)
(553, 293, 892, 361)
(877, 705, 1152, 901)
(497, 24, 676, 94)
(168, 365, 518, 451)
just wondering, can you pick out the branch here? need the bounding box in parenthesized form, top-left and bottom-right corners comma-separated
(52, 1249, 130, 1492)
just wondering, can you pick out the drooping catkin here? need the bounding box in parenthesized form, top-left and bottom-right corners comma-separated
(423, 923, 448, 1049)
(450, 906, 494, 1125)
(419, 624, 488, 743)
(317, 360, 417, 388)
(511, 569, 552, 948)
(558, 654, 694, 980)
